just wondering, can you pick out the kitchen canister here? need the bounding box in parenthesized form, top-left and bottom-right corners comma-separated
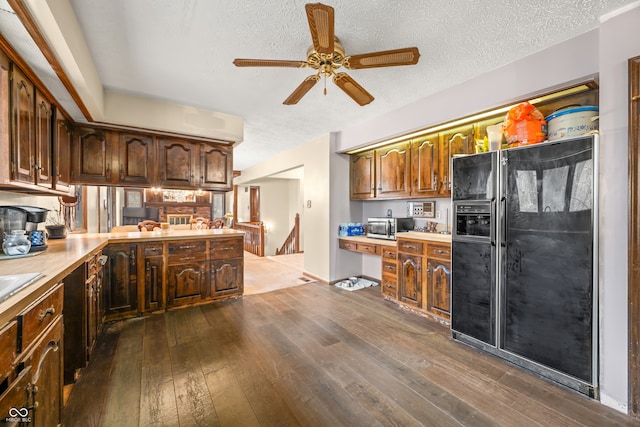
(2, 230, 31, 255)
(545, 105, 599, 141)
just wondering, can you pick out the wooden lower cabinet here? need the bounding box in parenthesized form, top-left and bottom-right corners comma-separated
(394, 238, 451, 322)
(381, 246, 398, 299)
(167, 261, 207, 307)
(104, 236, 244, 318)
(210, 258, 243, 297)
(19, 317, 63, 427)
(427, 259, 451, 320)
(398, 253, 423, 308)
(103, 243, 138, 319)
(426, 243, 452, 320)
(1, 284, 64, 427)
(144, 255, 164, 312)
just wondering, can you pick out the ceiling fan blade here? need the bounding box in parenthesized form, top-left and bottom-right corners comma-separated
(305, 3, 334, 55)
(233, 59, 308, 68)
(283, 75, 321, 105)
(333, 72, 374, 106)
(344, 47, 420, 69)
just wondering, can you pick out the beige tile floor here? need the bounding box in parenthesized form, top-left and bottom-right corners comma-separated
(244, 252, 314, 295)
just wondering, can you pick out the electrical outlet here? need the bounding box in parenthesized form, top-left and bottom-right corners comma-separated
(436, 210, 442, 219)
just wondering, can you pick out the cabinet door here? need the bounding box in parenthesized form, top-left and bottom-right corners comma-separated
(24, 317, 63, 427)
(411, 135, 439, 197)
(103, 244, 138, 316)
(54, 117, 72, 191)
(86, 274, 97, 358)
(157, 138, 197, 188)
(144, 256, 164, 312)
(210, 258, 243, 298)
(398, 253, 422, 308)
(118, 133, 153, 185)
(73, 126, 113, 184)
(427, 259, 451, 320)
(376, 142, 411, 199)
(350, 150, 375, 199)
(10, 64, 35, 184)
(200, 144, 232, 190)
(167, 262, 206, 307)
(439, 127, 474, 196)
(35, 90, 53, 189)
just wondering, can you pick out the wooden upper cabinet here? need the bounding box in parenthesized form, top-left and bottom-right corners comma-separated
(411, 134, 439, 197)
(10, 64, 34, 184)
(350, 149, 376, 199)
(438, 126, 475, 196)
(157, 138, 197, 188)
(118, 133, 153, 185)
(35, 89, 53, 189)
(54, 116, 73, 191)
(72, 126, 113, 184)
(201, 144, 232, 190)
(376, 141, 411, 199)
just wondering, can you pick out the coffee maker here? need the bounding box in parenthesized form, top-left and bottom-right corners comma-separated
(0, 206, 49, 253)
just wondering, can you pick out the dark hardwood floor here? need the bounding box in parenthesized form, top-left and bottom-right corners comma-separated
(63, 283, 638, 426)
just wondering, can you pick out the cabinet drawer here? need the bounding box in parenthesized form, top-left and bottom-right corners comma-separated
(143, 243, 164, 257)
(427, 243, 451, 259)
(339, 239, 380, 255)
(86, 250, 103, 276)
(381, 247, 397, 260)
(381, 274, 397, 299)
(168, 240, 206, 255)
(397, 239, 425, 255)
(339, 240, 357, 251)
(357, 242, 379, 255)
(382, 260, 397, 275)
(0, 321, 17, 382)
(17, 283, 63, 353)
(168, 252, 206, 265)
(86, 254, 98, 276)
(210, 238, 243, 260)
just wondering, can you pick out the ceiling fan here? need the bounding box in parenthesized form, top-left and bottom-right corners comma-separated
(233, 3, 420, 106)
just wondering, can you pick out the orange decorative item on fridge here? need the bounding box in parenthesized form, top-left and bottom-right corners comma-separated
(503, 101, 547, 147)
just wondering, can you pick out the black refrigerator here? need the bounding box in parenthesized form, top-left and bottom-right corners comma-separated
(451, 135, 598, 397)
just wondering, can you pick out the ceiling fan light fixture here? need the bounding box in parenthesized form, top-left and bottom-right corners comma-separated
(232, 2, 420, 106)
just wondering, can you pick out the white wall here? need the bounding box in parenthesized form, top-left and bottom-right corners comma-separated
(235, 179, 298, 256)
(0, 191, 60, 227)
(236, 135, 331, 281)
(331, 3, 640, 413)
(597, 2, 640, 412)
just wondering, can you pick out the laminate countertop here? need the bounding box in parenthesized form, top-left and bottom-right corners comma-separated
(339, 231, 452, 247)
(0, 229, 245, 325)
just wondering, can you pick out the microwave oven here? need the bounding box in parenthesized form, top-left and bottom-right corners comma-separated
(367, 217, 414, 240)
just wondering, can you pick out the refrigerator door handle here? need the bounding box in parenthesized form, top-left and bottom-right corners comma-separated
(490, 198, 497, 246)
(500, 197, 507, 247)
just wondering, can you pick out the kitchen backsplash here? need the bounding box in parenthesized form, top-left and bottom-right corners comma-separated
(361, 198, 452, 231)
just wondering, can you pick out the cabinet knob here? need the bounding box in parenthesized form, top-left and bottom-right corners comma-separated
(38, 306, 56, 322)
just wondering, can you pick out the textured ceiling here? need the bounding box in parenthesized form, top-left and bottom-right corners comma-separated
(56, 1, 638, 169)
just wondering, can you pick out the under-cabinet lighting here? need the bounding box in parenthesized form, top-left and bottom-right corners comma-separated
(345, 83, 593, 154)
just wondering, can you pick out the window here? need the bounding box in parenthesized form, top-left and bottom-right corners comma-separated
(167, 214, 192, 225)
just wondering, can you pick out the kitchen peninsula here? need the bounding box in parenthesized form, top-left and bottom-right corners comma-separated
(0, 229, 243, 426)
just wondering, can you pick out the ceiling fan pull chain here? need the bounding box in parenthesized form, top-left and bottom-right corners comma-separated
(324, 75, 327, 96)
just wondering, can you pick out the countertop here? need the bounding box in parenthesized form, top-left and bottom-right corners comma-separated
(339, 231, 452, 246)
(0, 229, 245, 325)
(396, 231, 452, 243)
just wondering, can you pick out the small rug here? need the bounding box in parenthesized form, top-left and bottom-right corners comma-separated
(334, 277, 379, 292)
